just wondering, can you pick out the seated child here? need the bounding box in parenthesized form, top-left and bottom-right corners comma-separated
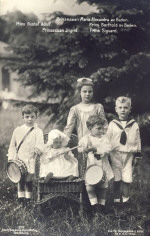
(107, 96, 141, 206)
(40, 129, 79, 183)
(78, 115, 114, 213)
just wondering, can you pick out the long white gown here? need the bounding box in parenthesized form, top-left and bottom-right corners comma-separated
(40, 146, 79, 178)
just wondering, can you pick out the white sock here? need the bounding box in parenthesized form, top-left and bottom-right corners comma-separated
(98, 199, 106, 206)
(114, 198, 120, 203)
(25, 192, 32, 198)
(122, 196, 129, 203)
(90, 197, 98, 205)
(18, 191, 25, 198)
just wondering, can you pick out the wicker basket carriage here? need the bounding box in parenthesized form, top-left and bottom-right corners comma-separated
(35, 134, 87, 210)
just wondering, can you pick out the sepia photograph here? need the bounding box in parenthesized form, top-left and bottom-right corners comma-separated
(0, 0, 150, 235)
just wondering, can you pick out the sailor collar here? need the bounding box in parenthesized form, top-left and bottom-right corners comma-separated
(112, 118, 136, 130)
(112, 118, 136, 145)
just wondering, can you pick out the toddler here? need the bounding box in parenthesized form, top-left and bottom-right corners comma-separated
(40, 129, 79, 182)
(78, 115, 114, 213)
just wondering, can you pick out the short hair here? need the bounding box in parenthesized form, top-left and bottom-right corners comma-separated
(115, 96, 131, 107)
(86, 115, 105, 130)
(22, 104, 38, 116)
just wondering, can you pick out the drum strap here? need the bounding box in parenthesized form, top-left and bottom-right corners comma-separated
(16, 127, 34, 153)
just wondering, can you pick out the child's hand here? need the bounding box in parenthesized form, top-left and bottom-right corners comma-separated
(133, 157, 141, 166)
(85, 146, 97, 153)
(34, 147, 42, 156)
(101, 152, 109, 157)
(64, 153, 70, 160)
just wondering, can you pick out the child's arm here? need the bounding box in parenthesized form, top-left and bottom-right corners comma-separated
(64, 107, 77, 138)
(101, 136, 112, 156)
(98, 104, 108, 134)
(133, 124, 142, 166)
(40, 147, 54, 164)
(106, 122, 113, 141)
(64, 148, 74, 160)
(78, 136, 89, 153)
(34, 129, 44, 156)
(8, 129, 17, 160)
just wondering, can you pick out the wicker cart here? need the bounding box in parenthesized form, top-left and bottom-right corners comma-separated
(35, 134, 87, 211)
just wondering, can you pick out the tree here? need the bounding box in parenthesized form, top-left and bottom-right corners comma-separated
(1, 0, 150, 143)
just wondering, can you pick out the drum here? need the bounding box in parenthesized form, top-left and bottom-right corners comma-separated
(6, 159, 28, 183)
(85, 164, 107, 185)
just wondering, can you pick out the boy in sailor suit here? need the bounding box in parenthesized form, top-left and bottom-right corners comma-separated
(107, 97, 141, 206)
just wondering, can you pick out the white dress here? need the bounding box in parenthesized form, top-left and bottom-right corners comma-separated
(40, 146, 79, 178)
(8, 124, 44, 174)
(64, 103, 108, 140)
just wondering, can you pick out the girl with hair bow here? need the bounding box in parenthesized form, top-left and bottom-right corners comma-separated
(64, 77, 108, 140)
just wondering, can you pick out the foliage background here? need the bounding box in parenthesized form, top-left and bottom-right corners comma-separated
(0, 0, 150, 141)
(0, 0, 150, 235)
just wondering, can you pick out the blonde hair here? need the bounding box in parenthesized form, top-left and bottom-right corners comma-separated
(115, 96, 131, 107)
(47, 129, 69, 147)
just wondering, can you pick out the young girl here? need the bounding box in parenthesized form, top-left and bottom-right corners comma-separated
(8, 105, 44, 204)
(40, 129, 79, 183)
(78, 115, 114, 213)
(64, 77, 108, 140)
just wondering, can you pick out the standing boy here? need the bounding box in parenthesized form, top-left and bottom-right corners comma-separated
(8, 105, 44, 205)
(107, 97, 141, 206)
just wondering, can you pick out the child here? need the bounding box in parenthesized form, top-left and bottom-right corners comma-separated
(107, 96, 141, 206)
(78, 115, 114, 213)
(40, 129, 79, 182)
(8, 104, 44, 204)
(64, 77, 108, 140)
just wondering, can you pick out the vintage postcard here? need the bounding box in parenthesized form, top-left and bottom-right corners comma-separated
(0, 0, 150, 235)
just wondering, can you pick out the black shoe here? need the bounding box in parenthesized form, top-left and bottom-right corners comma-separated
(18, 197, 24, 204)
(92, 204, 99, 212)
(113, 202, 121, 209)
(24, 198, 32, 209)
(18, 197, 25, 206)
(85, 204, 98, 217)
(122, 200, 132, 210)
(98, 204, 106, 215)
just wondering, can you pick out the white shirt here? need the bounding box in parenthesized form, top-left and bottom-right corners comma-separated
(107, 119, 141, 153)
(8, 124, 44, 173)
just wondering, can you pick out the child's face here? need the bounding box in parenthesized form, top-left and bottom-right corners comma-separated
(115, 102, 131, 120)
(90, 124, 104, 137)
(22, 112, 37, 127)
(80, 85, 93, 104)
(52, 138, 62, 149)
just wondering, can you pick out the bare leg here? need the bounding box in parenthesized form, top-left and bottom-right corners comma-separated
(86, 185, 98, 205)
(97, 187, 107, 205)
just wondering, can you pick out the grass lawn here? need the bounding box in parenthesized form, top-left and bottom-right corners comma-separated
(0, 107, 150, 236)
(0, 149, 150, 236)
